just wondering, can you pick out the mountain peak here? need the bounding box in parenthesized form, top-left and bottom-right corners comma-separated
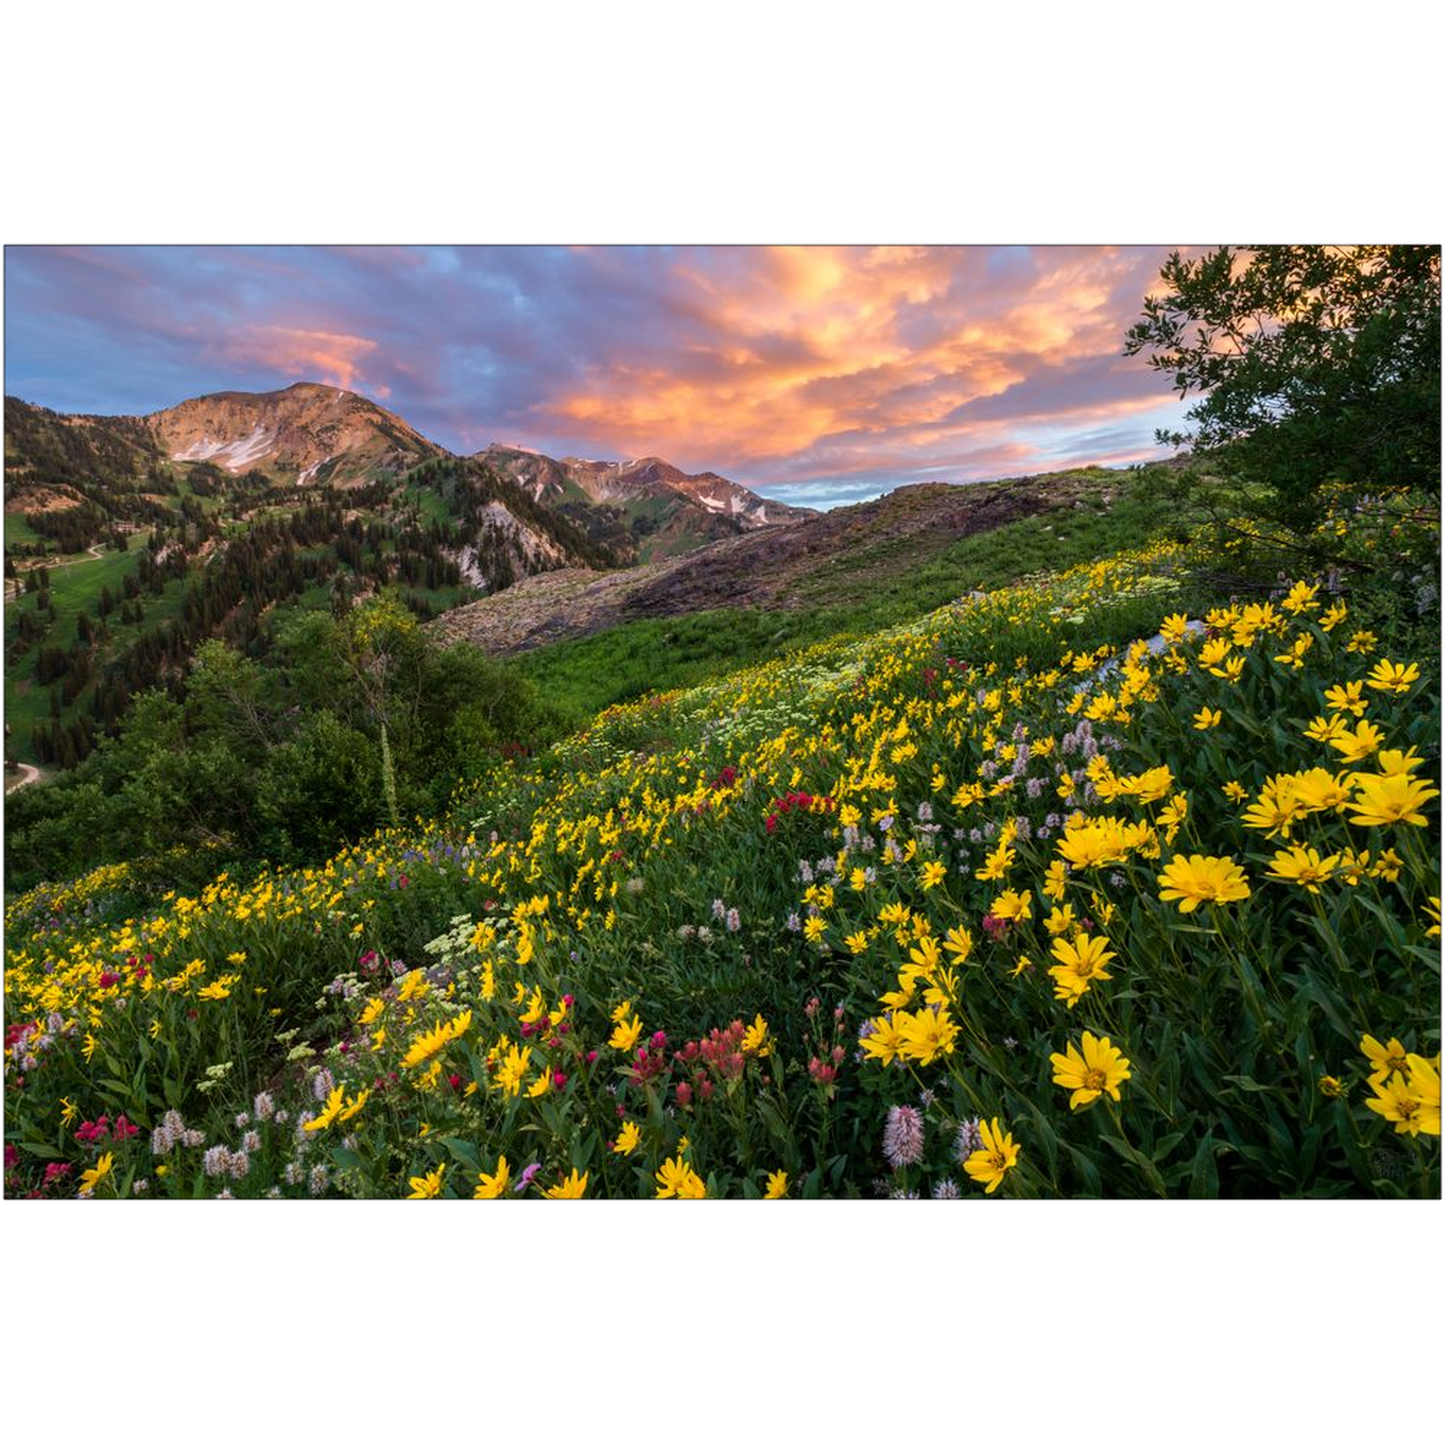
(147, 383, 440, 483)
(473, 441, 813, 563)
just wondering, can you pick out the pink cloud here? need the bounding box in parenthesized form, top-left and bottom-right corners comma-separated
(214, 324, 382, 393)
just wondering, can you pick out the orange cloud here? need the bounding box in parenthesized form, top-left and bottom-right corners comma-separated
(537, 245, 1175, 481)
(218, 325, 381, 393)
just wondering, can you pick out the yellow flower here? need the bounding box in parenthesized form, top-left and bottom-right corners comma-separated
(803, 915, 827, 943)
(1192, 707, 1222, 730)
(79, 1152, 115, 1195)
(1157, 854, 1251, 913)
(1044, 904, 1077, 937)
(988, 889, 1032, 924)
(609, 1014, 643, 1052)
(741, 1014, 772, 1057)
(942, 925, 974, 963)
(859, 1013, 907, 1067)
(908, 936, 941, 973)
(1402, 1056, 1441, 1136)
(1375, 747, 1424, 778)
(1050, 1031, 1132, 1110)
(1365, 1073, 1433, 1137)
(962, 1118, 1020, 1194)
(1199, 636, 1232, 671)
(1011, 954, 1034, 978)
(1368, 848, 1404, 883)
(763, 1169, 789, 1199)
(1047, 932, 1116, 1007)
(614, 1121, 642, 1156)
(920, 860, 947, 890)
(304, 1084, 346, 1131)
(1323, 681, 1367, 717)
(337, 1089, 370, 1123)
(1057, 820, 1130, 871)
(1328, 719, 1386, 765)
(1160, 611, 1192, 643)
(1304, 714, 1348, 744)
(845, 930, 870, 956)
(1221, 781, 1248, 803)
(1265, 845, 1341, 893)
(400, 1018, 452, 1071)
(544, 1168, 590, 1199)
(1360, 1035, 1410, 1088)
(1281, 580, 1319, 614)
(474, 1156, 511, 1198)
(82, 1032, 97, 1062)
(1042, 859, 1069, 900)
(1318, 1075, 1345, 1099)
(1365, 659, 1420, 694)
(1289, 767, 1353, 814)
(1241, 780, 1304, 839)
(396, 968, 429, 1003)
(896, 1006, 958, 1065)
(1345, 629, 1377, 654)
(406, 1164, 446, 1199)
(1347, 772, 1439, 828)
(493, 1042, 532, 1096)
(655, 1156, 706, 1199)
(1425, 898, 1441, 938)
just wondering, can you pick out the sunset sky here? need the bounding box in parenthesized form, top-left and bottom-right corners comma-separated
(4, 245, 1194, 509)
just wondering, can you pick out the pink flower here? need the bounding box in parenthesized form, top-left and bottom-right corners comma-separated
(882, 1104, 925, 1168)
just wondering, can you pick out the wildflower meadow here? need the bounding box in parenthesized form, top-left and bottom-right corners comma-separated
(5, 488, 1438, 1200)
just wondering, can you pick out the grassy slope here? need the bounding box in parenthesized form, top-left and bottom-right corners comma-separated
(511, 468, 1193, 722)
(7, 505, 1435, 1200)
(3, 547, 160, 754)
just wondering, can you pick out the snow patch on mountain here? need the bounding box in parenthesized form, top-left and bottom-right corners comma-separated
(173, 424, 276, 471)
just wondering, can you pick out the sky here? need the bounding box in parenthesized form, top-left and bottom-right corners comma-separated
(3, 245, 1196, 510)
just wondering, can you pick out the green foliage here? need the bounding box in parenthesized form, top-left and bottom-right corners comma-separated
(3, 595, 564, 890)
(1125, 245, 1441, 523)
(254, 711, 382, 860)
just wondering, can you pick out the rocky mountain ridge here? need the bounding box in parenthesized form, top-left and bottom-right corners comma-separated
(8, 383, 811, 569)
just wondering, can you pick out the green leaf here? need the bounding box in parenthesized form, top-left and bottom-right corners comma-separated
(1188, 1131, 1219, 1198)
